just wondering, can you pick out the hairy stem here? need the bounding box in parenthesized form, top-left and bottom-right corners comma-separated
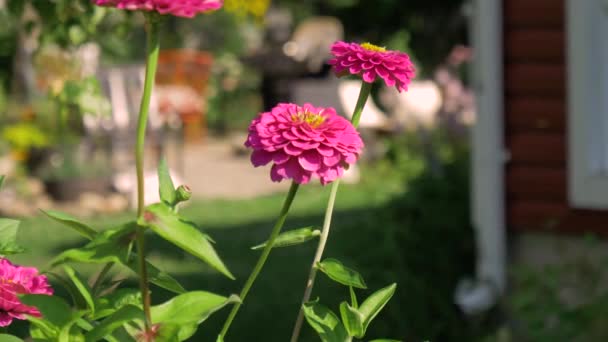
(290, 81, 372, 342)
(219, 182, 300, 340)
(135, 16, 160, 331)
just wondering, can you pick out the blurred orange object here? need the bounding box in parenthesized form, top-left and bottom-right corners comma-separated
(156, 50, 213, 142)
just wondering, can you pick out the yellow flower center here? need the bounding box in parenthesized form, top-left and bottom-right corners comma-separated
(292, 111, 326, 128)
(360, 42, 387, 52)
(0, 278, 14, 285)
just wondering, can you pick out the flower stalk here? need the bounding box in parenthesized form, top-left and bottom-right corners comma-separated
(290, 82, 372, 342)
(135, 15, 161, 332)
(219, 181, 300, 340)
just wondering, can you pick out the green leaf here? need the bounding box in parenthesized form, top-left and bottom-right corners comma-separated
(302, 301, 349, 342)
(0, 175, 5, 189)
(63, 266, 95, 316)
(53, 222, 185, 294)
(85, 305, 144, 342)
(0, 218, 25, 255)
(317, 259, 367, 289)
(158, 158, 177, 206)
(140, 203, 234, 279)
(94, 288, 142, 320)
(58, 312, 86, 342)
(52, 224, 135, 266)
(155, 324, 181, 342)
(40, 210, 97, 240)
(359, 284, 397, 335)
(152, 291, 239, 340)
(339, 302, 364, 338)
(368, 339, 402, 342)
(21, 295, 73, 328)
(349, 286, 358, 309)
(132, 258, 186, 294)
(0, 334, 24, 342)
(251, 227, 320, 250)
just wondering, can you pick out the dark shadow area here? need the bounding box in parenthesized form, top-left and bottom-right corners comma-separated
(155, 154, 479, 341)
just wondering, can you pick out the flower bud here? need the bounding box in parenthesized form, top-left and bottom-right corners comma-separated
(176, 185, 192, 203)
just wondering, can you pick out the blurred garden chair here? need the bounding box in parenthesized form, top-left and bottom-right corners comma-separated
(155, 49, 213, 142)
(97, 64, 162, 203)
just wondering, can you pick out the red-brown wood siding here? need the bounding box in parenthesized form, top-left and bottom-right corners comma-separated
(503, 0, 608, 234)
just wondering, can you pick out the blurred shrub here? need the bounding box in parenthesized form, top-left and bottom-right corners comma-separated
(207, 53, 262, 134)
(277, 0, 468, 75)
(386, 142, 478, 340)
(1, 122, 49, 153)
(487, 236, 608, 342)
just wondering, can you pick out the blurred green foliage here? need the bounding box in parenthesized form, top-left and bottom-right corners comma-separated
(379, 132, 480, 341)
(277, 0, 468, 75)
(7, 130, 482, 341)
(1, 122, 49, 152)
(483, 236, 608, 342)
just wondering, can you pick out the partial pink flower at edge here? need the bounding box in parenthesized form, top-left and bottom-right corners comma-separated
(93, 0, 223, 18)
(245, 103, 364, 185)
(0, 258, 53, 327)
(328, 41, 416, 92)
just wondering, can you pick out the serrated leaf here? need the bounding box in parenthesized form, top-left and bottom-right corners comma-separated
(0, 334, 24, 342)
(152, 291, 239, 340)
(158, 158, 177, 206)
(317, 259, 367, 289)
(85, 305, 144, 342)
(63, 266, 95, 316)
(0, 218, 25, 255)
(339, 301, 364, 338)
(140, 203, 234, 279)
(359, 284, 397, 335)
(41, 210, 96, 240)
(251, 227, 320, 250)
(302, 301, 349, 342)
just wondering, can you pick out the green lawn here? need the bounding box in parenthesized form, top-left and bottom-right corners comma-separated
(10, 164, 410, 341)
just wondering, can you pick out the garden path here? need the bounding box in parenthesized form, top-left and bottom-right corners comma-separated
(176, 136, 289, 199)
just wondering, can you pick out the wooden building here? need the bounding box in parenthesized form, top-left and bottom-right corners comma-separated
(464, 0, 608, 310)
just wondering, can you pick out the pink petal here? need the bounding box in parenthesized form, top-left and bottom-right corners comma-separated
(251, 150, 273, 167)
(324, 154, 341, 167)
(284, 143, 303, 156)
(299, 151, 322, 172)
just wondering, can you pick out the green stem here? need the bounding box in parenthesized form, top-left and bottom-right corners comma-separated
(135, 16, 160, 332)
(290, 82, 371, 342)
(219, 182, 300, 340)
(290, 179, 340, 342)
(350, 81, 373, 128)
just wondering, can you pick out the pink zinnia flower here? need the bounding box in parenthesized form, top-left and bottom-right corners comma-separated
(245, 103, 364, 185)
(328, 41, 416, 92)
(93, 0, 223, 18)
(0, 258, 53, 327)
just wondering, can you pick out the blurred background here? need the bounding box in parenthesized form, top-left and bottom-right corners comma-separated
(1, 0, 607, 341)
